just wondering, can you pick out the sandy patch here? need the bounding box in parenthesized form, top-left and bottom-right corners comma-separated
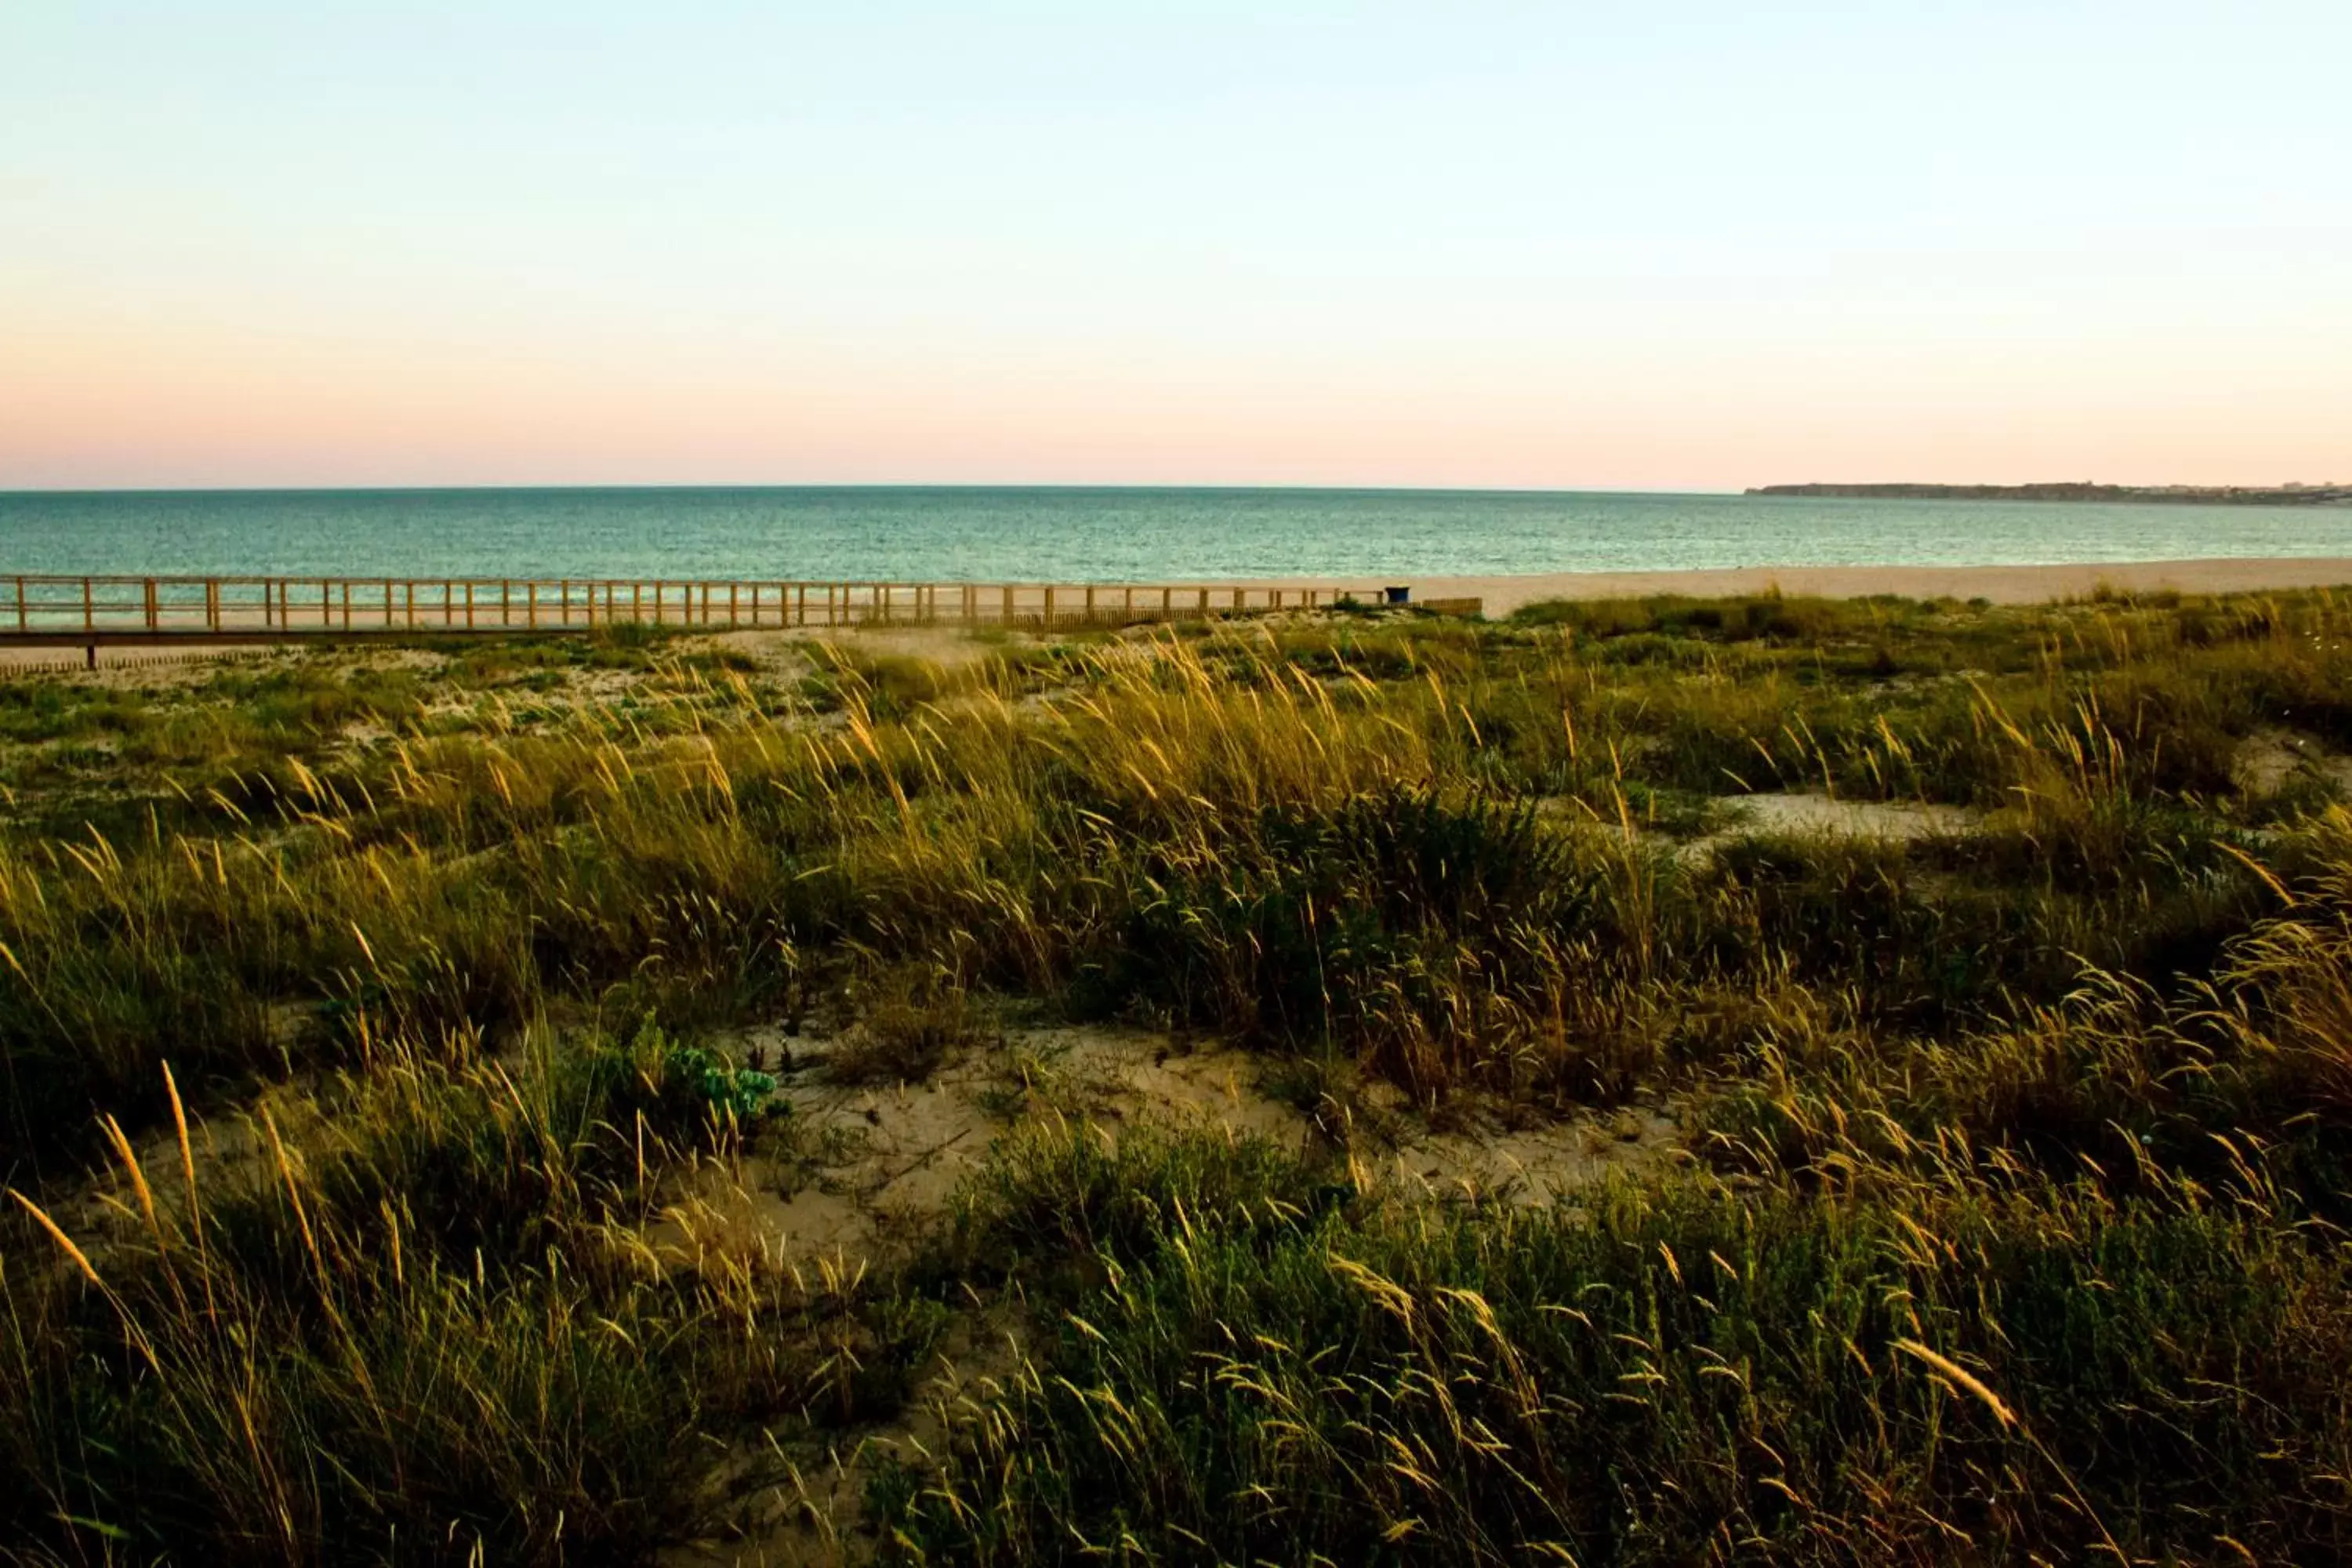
(2237, 726, 2352, 797)
(1025, 1026, 1312, 1145)
(646, 1023, 1314, 1281)
(659, 1011, 1679, 1261)
(1719, 791, 1976, 840)
(642, 1086, 985, 1283)
(1367, 1100, 1684, 1204)
(1635, 790, 1977, 868)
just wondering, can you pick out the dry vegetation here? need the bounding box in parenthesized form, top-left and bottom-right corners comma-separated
(4, 586, 2352, 1563)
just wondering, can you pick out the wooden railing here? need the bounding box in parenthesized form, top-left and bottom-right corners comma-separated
(0, 575, 1400, 644)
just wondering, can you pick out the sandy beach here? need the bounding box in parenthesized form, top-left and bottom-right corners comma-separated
(1347, 555, 2352, 619)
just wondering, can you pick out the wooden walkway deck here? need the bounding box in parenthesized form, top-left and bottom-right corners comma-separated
(0, 574, 1407, 647)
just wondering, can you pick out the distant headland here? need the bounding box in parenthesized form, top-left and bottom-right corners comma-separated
(1748, 482, 2352, 506)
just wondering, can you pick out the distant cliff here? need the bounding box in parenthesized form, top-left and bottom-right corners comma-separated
(1748, 482, 2352, 506)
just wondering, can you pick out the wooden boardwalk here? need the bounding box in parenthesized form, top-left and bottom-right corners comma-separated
(0, 574, 1407, 648)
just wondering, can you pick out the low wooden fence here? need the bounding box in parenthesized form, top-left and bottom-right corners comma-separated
(0, 575, 1406, 645)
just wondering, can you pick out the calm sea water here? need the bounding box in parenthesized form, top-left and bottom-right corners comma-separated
(1, 488, 2347, 582)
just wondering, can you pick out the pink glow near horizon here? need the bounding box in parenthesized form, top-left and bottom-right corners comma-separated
(8, 321, 2338, 492)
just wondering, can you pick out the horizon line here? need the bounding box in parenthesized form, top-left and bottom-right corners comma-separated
(0, 480, 1755, 499)
(8, 478, 2331, 499)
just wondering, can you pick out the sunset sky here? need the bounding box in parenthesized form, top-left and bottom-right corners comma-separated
(5, 1, 2348, 492)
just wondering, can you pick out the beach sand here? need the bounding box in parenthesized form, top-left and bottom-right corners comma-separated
(1293, 556, 2352, 619)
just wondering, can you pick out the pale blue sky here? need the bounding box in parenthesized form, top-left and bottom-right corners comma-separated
(4, 2, 2348, 488)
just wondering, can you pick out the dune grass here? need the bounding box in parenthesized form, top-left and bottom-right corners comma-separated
(2, 587, 2350, 1561)
(888, 1117, 2352, 1565)
(0, 1023, 899, 1561)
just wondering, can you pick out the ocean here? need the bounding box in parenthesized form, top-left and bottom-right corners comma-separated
(1, 487, 2347, 583)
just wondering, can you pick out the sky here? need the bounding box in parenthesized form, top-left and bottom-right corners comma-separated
(3, 1, 2349, 492)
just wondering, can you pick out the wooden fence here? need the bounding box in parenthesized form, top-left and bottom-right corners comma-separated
(0, 575, 1405, 645)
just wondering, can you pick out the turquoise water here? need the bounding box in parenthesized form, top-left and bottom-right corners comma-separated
(0, 487, 2347, 582)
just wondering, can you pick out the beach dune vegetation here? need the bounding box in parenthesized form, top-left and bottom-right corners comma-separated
(2, 588, 2350, 1561)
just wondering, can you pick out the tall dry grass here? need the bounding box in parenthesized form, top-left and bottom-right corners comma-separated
(2, 592, 2350, 1559)
(1, 1025, 889, 1563)
(8, 601, 2348, 1174)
